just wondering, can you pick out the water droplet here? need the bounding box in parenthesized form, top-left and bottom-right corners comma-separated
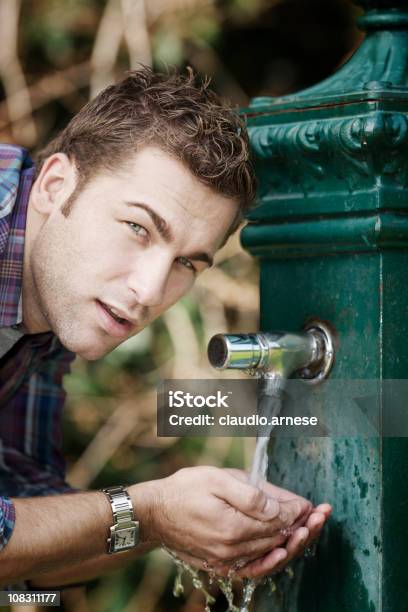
(304, 542, 317, 558)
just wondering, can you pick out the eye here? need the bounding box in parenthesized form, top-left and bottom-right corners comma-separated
(126, 222, 148, 238)
(177, 256, 196, 272)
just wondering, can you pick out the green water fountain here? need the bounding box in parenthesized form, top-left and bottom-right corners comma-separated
(238, 0, 408, 610)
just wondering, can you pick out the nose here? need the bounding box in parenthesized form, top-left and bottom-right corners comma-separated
(126, 253, 172, 307)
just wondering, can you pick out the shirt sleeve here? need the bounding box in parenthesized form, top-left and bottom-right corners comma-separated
(0, 338, 77, 550)
(0, 497, 15, 552)
(0, 340, 89, 590)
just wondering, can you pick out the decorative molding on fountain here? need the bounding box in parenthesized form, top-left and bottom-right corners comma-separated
(247, 111, 408, 208)
(243, 0, 408, 223)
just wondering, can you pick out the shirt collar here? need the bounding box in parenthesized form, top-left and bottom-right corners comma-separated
(0, 145, 35, 328)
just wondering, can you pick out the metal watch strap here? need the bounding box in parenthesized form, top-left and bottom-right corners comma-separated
(104, 485, 133, 519)
(102, 485, 139, 554)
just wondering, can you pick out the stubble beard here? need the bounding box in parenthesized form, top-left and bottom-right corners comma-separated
(29, 218, 99, 358)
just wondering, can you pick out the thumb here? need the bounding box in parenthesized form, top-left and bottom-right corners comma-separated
(280, 497, 312, 529)
(214, 473, 304, 525)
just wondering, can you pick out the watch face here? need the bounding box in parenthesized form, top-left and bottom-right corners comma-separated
(114, 527, 137, 550)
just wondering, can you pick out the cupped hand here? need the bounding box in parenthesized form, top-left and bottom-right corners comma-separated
(143, 466, 311, 568)
(235, 502, 332, 579)
(221, 469, 331, 579)
(171, 502, 332, 580)
(165, 469, 332, 580)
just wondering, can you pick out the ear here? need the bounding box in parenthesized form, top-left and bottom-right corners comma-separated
(30, 153, 77, 216)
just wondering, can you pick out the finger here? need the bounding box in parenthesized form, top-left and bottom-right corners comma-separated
(286, 512, 326, 560)
(235, 524, 310, 580)
(224, 470, 314, 526)
(239, 472, 311, 512)
(286, 503, 330, 535)
(236, 548, 288, 579)
(313, 503, 332, 518)
(285, 527, 310, 560)
(220, 511, 301, 543)
(305, 511, 326, 534)
(275, 512, 327, 572)
(227, 470, 329, 521)
(302, 512, 327, 551)
(214, 474, 281, 521)
(301, 527, 324, 559)
(214, 474, 308, 527)
(226, 469, 303, 503)
(226, 533, 291, 562)
(207, 534, 290, 568)
(281, 498, 312, 527)
(224, 468, 249, 483)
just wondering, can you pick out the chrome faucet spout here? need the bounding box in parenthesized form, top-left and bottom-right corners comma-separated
(207, 320, 335, 383)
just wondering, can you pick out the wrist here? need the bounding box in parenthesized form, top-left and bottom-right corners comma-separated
(128, 480, 162, 545)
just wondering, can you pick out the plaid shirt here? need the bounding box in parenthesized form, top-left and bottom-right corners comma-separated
(0, 144, 76, 553)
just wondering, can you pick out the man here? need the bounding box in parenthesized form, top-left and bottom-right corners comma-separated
(0, 67, 330, 589)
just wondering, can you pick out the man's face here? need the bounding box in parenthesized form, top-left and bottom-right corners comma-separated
(25, 146, 239, 359)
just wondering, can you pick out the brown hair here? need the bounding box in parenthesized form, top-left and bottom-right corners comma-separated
(36, 66, 256, 237)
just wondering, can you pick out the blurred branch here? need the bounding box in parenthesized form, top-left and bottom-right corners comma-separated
(195, 436, 233, 466)
(0, 0, 36, 145)
(147, 0, 215, 25)
(196, 267, 259, 313)
(90, 0, 123, 97)
(161, 302, 202, 378)
(243, 437, 256, 473)
(122, 548, 173, 612)
(195, 288, 228, 348)
(91, 0, 152, 99)
(121, 0, 152, 69)
(0, 61, 91, 130)
(67, 393, 155, 489)
(60, 587, 92, 612)
(214, 226, 250, 264)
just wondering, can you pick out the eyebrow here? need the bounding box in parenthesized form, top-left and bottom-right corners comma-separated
(125, 201, 173, 241)
(124, 201, 213, 268)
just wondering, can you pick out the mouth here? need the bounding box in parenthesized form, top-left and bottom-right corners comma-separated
(95, 299, 134, 338)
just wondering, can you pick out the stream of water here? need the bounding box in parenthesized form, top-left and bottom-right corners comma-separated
(167, 372, 287, 612)
(239, 373, 284, 612)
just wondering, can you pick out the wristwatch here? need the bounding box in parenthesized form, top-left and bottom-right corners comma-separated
(102, 486, 140, 554)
